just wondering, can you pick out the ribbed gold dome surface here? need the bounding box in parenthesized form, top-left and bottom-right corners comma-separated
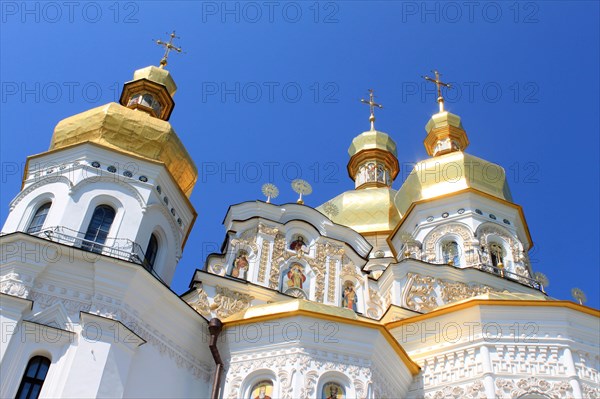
(50, 102, 197, 197)
(394, 151, 513, 217)
(317, 187, 401, 233)
(348, 129, 398, 158)
(132, 65, 177, 95)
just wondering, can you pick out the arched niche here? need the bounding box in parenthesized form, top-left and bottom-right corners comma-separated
(316, 371, 354, 399)
(241, 369, 278, 399)
(279, 258, 315, 300)
(422, 222, 475, 265)
(285, 223, 319, 256)
(476, 222, 524, 272)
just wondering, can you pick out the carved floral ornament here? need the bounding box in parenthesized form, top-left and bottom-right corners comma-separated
(426, 377, 579, 399)
(367, 289, 384, 319)
(0, 272, 30, 298)
(191, 287, 211, 318)
(404, 272, 501, 312)
(210, 285, 254, 319)
(495, 377, 574, 399)
(191, 285, 255, 319)
(425, 380, 487, 399)
(422, 223, 477, 263)
(582, 384, 600, 398)
(225, 350, 378, 399)
(258, 222, 279, 236)
(477, 222, 524, 262)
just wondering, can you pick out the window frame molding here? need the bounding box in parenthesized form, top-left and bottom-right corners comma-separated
(20, 193, 55, 233)
(0, 321, 74, 399)
(25, 202, 52, 235)
(436, 233, 465, 267)
(15, 355, 51, 399)
(78, 195, 125, 251)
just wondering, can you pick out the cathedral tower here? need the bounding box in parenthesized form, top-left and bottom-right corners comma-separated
(388, 72, 535, 285)
(0, 41, 214, 399)
(2, 64, 197, 284)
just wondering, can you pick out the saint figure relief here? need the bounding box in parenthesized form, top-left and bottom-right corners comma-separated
(342, 282, 358, 312)
(323, 383, 344, 399)
(289, 235, 307, 252)
(254, 384, 271, 399)
(231, 250, 249, 280)
(287, 263, 306, 289)
(251, 381, 273, 399)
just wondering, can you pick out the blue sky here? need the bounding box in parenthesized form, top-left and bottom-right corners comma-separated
(1, 1, 598, 309)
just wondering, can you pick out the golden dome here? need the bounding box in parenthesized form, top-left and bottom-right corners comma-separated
(132, 66, 177, 95)
(425, 110, 464, 132)
(317, 187, 401, 233)
(50, 102, 197, 197)
(347, 129, 400, 188)
(394, 151, 512, 217)
(348, 129, 397, 158)
(424, 111, 469, 157)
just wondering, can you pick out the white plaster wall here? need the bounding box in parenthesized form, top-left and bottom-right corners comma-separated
(2, 143, 194, 284)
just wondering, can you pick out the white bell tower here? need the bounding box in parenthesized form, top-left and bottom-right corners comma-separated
(1, 64, 197, 285)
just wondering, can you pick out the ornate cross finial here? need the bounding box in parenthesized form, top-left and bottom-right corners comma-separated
(423, 70, 452, 112)
(154, 31, 184, 68)
(360, 89, 383, 130)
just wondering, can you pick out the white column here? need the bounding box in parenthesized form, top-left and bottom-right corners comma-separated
(563, 347, 583, 398)
(479, 345, 496, 398)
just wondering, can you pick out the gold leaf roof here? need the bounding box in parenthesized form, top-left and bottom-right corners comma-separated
(348, 129, 398, 158)
(317, 187, 401, 233)
(132, 65, 177, 95)
(394, 151, 512, 217)
(222, 298, 361, 323)
(50, 102, 197, 197)
(425, 111, 464, 133)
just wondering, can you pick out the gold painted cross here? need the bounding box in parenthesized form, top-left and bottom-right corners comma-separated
(154, 31, 184, 68)
(361, 89, 383, 130)
(423, 70, 452, 112)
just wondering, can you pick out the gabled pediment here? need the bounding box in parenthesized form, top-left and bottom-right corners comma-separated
(26, 302, 73, 331)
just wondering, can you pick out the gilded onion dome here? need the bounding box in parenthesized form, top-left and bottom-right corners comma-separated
(394, 78, 511, 216)
(49, 65, 197, 197)
(394, 151, 513, 218)
(317, 91, 401, 233)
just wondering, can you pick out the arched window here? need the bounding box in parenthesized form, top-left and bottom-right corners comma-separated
(15, 356, 51, 399)
(282, 263, 308, 299)
(322, 382, 345, 399)
(82, 205, 116, 253)
(144, 234, 159, 271)
(26, 203, 51, 234)
(249, 380, 273, 399)
(442, 241, 460, 266)
(341, 281, 358, 312)
(489, 243, 504, 268)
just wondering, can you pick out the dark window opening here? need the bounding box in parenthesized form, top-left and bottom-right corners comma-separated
(27, 203, 51, 234)
(442, 241, 460, 266)
(144, 233, 159, 271)
(489, 243, 505, 275)
(81, 205, 116, 253)
(15, 356, 51, 399)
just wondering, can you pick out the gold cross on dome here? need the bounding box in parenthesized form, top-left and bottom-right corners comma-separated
(154, 31, 184, 68)
(360, 89, 383, 130)
(423, 70, 452, 112)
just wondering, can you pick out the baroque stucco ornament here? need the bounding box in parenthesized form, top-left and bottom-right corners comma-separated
(422, 223, 478, 265)
(404, 272, 500, 312)
(211, 285, 254, 318)
(495, 377, 573, 399)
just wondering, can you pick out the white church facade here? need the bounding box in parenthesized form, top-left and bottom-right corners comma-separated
(1, 59, 598, 399)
